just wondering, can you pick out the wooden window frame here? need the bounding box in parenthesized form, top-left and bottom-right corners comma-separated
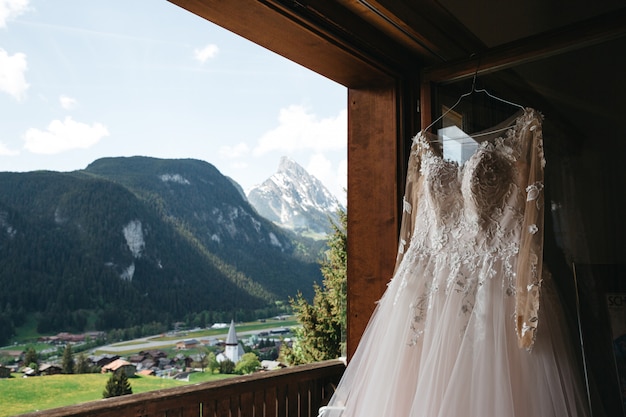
(168, 0, 415, 358)
(167, 0, 626, 359)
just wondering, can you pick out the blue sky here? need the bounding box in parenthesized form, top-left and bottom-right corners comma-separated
(0, 0, 347, 203)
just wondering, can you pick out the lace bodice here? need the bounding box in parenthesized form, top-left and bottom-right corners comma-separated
(320, 107, 590, 417)
(395, 109, 545, 349)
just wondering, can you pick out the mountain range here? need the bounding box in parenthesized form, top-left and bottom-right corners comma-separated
(247, 157, 344, 238)
(0, 157, 327, 342)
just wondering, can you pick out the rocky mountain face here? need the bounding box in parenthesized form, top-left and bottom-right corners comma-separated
(0, 157, 322, 336)
(247, 157, 344, 238)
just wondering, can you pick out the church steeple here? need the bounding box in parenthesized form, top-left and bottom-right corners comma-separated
(224, 319, 243, 363)
(226, 319, 238, 345)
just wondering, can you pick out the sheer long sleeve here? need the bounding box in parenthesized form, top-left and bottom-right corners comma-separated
(394, 133, 427, 272)
(515, 111, 546, 350)
(319, 109, 590, 417)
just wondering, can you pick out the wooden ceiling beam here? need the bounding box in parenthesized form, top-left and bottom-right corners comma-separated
(168, 0, 398, 88)
(339, 0, 486, 62)
(260, 0, 421, 76)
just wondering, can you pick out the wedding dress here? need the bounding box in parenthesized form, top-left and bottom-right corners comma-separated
(321, 109, 590, 417)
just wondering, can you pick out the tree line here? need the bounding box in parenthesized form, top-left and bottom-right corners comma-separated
(280, 209, 347, 365)
(0, 165, 325, 346)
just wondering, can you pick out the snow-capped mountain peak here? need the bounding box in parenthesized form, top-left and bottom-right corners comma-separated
(247, 157, 343, 238)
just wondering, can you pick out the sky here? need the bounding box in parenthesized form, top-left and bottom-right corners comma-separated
(0, 0, 347, 204)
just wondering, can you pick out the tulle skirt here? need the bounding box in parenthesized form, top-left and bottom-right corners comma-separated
(321, 256, 590, 417)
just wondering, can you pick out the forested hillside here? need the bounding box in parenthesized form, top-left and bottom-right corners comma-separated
(0, 157, 324, 344)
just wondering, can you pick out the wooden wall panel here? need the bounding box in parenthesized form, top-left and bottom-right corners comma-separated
(347, 86, 400, 358)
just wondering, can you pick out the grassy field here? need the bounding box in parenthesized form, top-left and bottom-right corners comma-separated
(0, 372, 235, 417)
(1, 319, 296, 416)
(0, 318, 296, 415)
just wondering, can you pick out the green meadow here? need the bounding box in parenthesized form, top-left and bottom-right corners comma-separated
(0, 318, 295, 415)
(0, 372, 234, 417)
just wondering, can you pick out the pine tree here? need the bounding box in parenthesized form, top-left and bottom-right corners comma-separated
(24, 347, 38, 369)
(75, 352, 90, 374)
(103, 374, 118, 399)
(281, 208, 347, 365)
(117, 372, 133, 396)
(61, 344, 74, 374)
(103, 371, 133, 398)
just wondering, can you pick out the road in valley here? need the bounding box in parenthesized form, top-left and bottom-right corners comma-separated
(97, 326, 292, 353)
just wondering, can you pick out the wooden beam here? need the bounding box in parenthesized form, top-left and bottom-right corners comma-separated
(419, 79, 433, 131)
(168, 0, 406, 359)
(347, 85, 399, 359)
(168, 0, 406, 88)
(423, 7, 626, 83)
(339, 0, 486, 62)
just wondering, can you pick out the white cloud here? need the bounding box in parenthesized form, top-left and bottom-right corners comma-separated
(0, 141, 19, 156)
(193, 44, 219, 64)
(254, 105, 346, 155)
(307, 153, 333, 187)
(0, 48, 29, 100)
(307, 153, 347, 205)
(231, 161, 248, 170)
(0, 0, 29, 28)
(219, 142, 250, 159)
(23, 117, 109, 154)
(59, 95, 78, 110)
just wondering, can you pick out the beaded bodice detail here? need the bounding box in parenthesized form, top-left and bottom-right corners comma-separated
(395, 109, 546, 349)
(318, 108, 591, 417)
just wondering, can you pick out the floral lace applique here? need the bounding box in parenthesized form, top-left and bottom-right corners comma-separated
(399, 110, 543, 347)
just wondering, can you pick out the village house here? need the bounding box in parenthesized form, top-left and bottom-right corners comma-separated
(175, 339, 199, 350)
(128, 350, 174, 372)
(89, 354, 120, 369)
(1, 350, 23, 364)
(129, 355, 156, 371)
(260, 360, 287, 371)
(158, 357, 175, 370)
(101, 359, 136, 377)
(39, 363, 63, 376)
(139, 350, 168, 360)
(137, 369, 155, 377)
(22, 366, 37, 377)
(0, 365, 11, 378)
(128, 354, 147, 364)
(38, 331, 105, 345)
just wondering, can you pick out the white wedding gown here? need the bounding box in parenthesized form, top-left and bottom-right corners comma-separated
(321, 109, 590, 416)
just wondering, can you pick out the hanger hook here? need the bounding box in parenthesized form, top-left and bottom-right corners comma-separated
(470, 53, 480, 92)
(419, 52, 524, 135)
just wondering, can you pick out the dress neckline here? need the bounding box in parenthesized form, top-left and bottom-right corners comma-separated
(415, 108, 534, 166)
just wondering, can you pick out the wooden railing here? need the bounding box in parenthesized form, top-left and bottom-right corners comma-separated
(18, 360, 345, 417)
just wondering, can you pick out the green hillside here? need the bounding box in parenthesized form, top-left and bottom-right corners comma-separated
(0, 157, 324, 344)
